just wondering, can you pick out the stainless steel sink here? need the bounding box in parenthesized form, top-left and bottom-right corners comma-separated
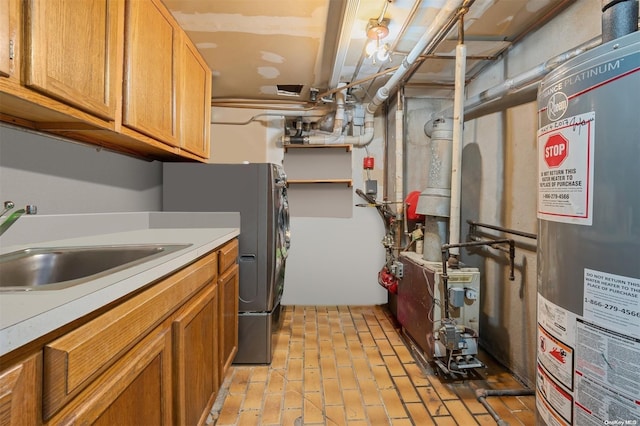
(0, 244, 191, 291)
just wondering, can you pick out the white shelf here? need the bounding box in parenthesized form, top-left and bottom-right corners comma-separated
(283, 143, 353, 218)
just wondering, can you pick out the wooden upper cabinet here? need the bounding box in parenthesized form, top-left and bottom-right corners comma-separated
(0, 0, 211, 160)
(123, 0, 179, 146)
(23, 0, 124, 121)
(0, 0, 10, 78)
(179, 34, 211, 158)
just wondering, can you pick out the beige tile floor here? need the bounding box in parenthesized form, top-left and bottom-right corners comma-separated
(211, 305, 535, 426)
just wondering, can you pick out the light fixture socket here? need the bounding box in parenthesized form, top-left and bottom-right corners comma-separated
(366, 18, 390, 40)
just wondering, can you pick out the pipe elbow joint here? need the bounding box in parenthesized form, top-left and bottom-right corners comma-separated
(366, 103, 378, 115)
(475, 388, 488, 399)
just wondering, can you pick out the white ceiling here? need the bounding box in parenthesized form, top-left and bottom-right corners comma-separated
(163, 0, 575, 106)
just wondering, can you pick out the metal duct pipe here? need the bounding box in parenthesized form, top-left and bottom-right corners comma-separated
(602, 0, 639, 42)
(462, 36, 602, 118)
(429, 3, 640, 120)
(283, 85, 346, 145)
(281, 85, 376, 147)
(418, 118, 453, 217)
(417, 117, 453, 261)
(447, 5, 640, 120)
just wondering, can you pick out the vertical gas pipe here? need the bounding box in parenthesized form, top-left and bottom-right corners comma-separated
(448, 14, 467, 262)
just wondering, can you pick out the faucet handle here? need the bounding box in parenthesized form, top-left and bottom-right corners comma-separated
(1, 201, 15, 217)
(26, 205, 38, 215)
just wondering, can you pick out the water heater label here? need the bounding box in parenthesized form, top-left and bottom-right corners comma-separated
(537, 111, 595, 225)
(583, 269, 640, 338)
(537, 292, 640, 425)
(574, 319, 640, 424)
(537, 294, 578, 426)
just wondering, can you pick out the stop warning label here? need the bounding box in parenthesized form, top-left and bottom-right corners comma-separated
(544, 134, 568, 168)
(538, 111, 595, 225)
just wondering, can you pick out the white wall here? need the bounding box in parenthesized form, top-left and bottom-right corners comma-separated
(282, 123, 388, 305)
(1, 108, 389, 306)
(0, 125, 162, 216)
(209, 107, 284, 164)
(208, 107, 388, 306)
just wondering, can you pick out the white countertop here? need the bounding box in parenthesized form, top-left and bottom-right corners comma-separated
(0, 212, 239, 356)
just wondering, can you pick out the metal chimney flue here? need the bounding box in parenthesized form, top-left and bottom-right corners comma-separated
(601, 0, 639, 43)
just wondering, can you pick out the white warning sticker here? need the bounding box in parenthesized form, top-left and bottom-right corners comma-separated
(537, 111, 595, 225)
(583, 269, 640, 339)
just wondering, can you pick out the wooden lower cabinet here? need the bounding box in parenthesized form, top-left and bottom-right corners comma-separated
(0, 240, 240, 426)
(46, 327, 173, 425)
(172, 284, 219, 426)
(42, 253, 217, 419)
(218, 263, 239, 380)
(0, 352, 42, 426)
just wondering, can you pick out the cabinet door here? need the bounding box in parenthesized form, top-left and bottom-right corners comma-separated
(43, 252, 216, 419)
(218, 239, 238, 274)
(0, 352, 41, 426)
(0, 0, 10, 77)
(47, 328, 173, 426)
(23, 0, 123, 120)
(123, 0, 179, 146)
(179, 34, 211, 158)
(218, 264, 239, 379)
(172, 284, 218, 426)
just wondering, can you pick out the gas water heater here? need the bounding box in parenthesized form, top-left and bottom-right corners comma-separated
(535, 28, 640, 425)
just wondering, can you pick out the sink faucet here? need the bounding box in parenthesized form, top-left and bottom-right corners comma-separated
(0, 201, 38, 237)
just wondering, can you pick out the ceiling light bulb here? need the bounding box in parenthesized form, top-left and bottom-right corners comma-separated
(365, 39, 378, 56)
(376, 44, 390, 62)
